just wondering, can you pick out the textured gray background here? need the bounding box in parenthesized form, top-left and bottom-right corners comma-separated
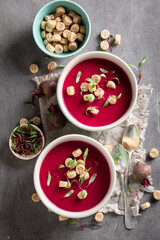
(0, 0, 160, 239)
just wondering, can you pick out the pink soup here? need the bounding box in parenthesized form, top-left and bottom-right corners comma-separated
(63, 58, 132, 127)
(40, 141, 111, 212)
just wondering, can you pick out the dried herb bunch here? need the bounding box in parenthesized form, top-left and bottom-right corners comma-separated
(11, 122, 43, 156)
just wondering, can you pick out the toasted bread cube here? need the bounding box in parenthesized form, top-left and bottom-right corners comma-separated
(106, 81, 116, 89)
(73, 15, 82, 24)
(59, 215, 69, 221)
(59, 181, 68, 188)
(68, 11, 77, 18)
(56, 6, 66, 16)
(67, 86, 75, 96)
(63, 16, 72, 26)
(115, 34, 121, 45)
(69, 42, 77, 51)
(77, 33, 84, 42)
(54, 44, 63, 54)
(47, 20, 56, 29)
(141, 202, 150, 210)
(80, 25, 86, 34)
(56, 22, 65, 31)
(41, 21, 47, 29)
(72, 148, 82, 158)
(70, 24, 80, 33)
(46, 43, 55, 53)
(67, 170, 77, 179)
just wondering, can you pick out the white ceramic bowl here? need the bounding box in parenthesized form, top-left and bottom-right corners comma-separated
(9, 124, 45, 160)
(57, 51, 138, 131)
(34, 134, 116, 218)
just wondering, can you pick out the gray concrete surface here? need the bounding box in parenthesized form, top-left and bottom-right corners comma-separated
(0, 0, 160, 239)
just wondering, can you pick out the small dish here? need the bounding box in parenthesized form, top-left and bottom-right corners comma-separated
(32, 0, 91, 58)
(57, 51, 138, 131)
(9, 124, 45, 160)
(34, 134, 116, 218)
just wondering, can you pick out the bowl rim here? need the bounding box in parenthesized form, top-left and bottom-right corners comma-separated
(9, 124, 45, 160)
(34, 134, 116, 218)
(32, 0, 91, 58)
(57, 51, 138, 131)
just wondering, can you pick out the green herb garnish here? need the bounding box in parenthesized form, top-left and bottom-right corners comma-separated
(11, 122, 43, 156)
(49, 112, 54, 121)
(64, 190, 74, 198)
(59, 164, 65, 168)
(128, 56, 147, 84)
(56, 65, 65, 68)
(89, 87, 94, 92)
(103, 99, 109, 107)
(76, 71, 81, 83)
(80, 91, 82, 95)
(68, 159, 77, 169)
(85, 95, 95, 102)
(47, 172, 51, 186)
(114, 93, 122, 99)
(140, 56, 147, 70)
(86, 167, 92, 172)
(85, 106, 94, 115)
(100, 68, 108, 73)
(85, 78, 97, 87)
(98, 94, 103, 100)
(80, 176, 85, 185)
(83, 148, 89, 162)
(65, 181, 71, 189)
(111, 77, 120, 84)
(81, 190, 87, 199)
(114, 154, 122, 165)
(87, 173, 97, 187)
(99, 73, 106, 78)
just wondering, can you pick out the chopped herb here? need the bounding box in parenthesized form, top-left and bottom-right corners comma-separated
(56, 65, 65, 68)
(65, 181, 71, 189)
(80, 91, 82, 95)
(85, 95, 95, 102)
(86, 167, 92, 172)
(85, 78, 97, 87)
(99, 73, 106, 78)
(49, 112, 54, 121)
(110, 34, 113, 38)
(114, 154, 121, 165)
(70, 160, 77, 169)
(68, 159, 75, 165)
(112, 77, 120, 84)
(76, 71, 81, 83)
(68, 159, 77, 169)
(87, 173, 97, 187)
(103, 99, 109, 107)
(128, 56, 147, 85)
(140, 56, 147, 71)
(80, 176, 85, 185)
(85, 106, 94, 115)
(89, 87, 94, 92)
(83, 148, 89, 162)
(81, 190, 87, 199)
(64, 190, 74, 198)
(55, 123, 61, 128)
(59, 164, 65, 168)
(114, 93, 122, 99)
(100, 68, 108, 73)
(47, 172, 51, 186)
(98, 94, 103, 100)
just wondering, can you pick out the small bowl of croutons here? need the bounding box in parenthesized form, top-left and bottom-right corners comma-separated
(33, 0, 91, 58)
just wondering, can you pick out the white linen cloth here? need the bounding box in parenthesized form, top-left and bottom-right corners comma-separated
(33, 73, 153, 216)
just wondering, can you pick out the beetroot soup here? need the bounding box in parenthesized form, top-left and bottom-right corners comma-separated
(40, 141, 110, 212)
(63, 58, 132, 127)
